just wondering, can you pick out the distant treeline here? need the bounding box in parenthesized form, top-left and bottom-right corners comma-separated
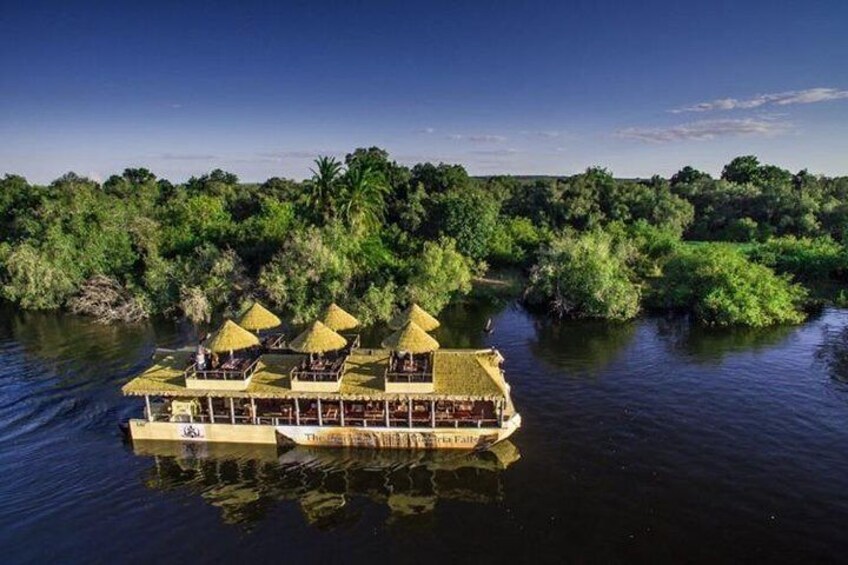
(1, 149, 846, 326)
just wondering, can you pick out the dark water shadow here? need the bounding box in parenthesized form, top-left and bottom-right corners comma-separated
(134, 440, 520, 529)
(528, 317, 637, 373)
(815, 323, 848, 386)
(655, 314, 797, 364)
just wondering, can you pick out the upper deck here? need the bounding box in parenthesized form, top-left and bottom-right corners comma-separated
(122, 348, 509, 401)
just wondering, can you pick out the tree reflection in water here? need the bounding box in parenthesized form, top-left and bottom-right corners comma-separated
(136, 441, 520, 528)
(529, 317, 637, 373)
(816, 324, 848, 385)
(656, 314, 796, 363)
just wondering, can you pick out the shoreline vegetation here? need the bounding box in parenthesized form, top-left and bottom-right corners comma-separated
(1, 149, 847, 328)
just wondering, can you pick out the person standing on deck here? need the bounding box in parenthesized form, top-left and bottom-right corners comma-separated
(196, 341, 207, 370)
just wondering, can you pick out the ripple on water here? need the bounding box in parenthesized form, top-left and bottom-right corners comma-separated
(1, 304, 848, 563)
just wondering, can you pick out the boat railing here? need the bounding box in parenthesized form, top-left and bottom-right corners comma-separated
(384, 370, 433, 383)
(263, 333, 288, 352)
(152, 411, 503, 428)
(291, 356, 346, 382)
(184, 357, 260, 381)
(341, 333, 361, 350)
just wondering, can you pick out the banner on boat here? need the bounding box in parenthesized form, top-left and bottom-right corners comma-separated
(276, 426, 500, 449)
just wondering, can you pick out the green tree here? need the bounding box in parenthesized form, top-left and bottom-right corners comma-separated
(308, 156, 343, 221)
(405, 238, 473, 313)
(657, 244, 807, 327)
(524, 231, 641, 320)
(258, 227, 352, 323)
(339, 164, 388, 234)
(429, 186, 500, 261)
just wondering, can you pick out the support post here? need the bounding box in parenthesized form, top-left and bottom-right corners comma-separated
(317, 398, 323, 426)
(208, 396, 215, 424)
(384, 400, 390, 427)
(144, 395, 152, 422)
(339, 400, 345, 427)
(229, 397, 235, 424)
(295, 398, 300, 425)
(430, 400, 436, 428)
(407, 398, 413, 428)
(250, 397, 256, 424)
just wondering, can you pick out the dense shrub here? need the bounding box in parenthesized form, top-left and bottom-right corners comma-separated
(657, 244, 807, 327)
(258, 227, 353, 323)
(405, 238, 473, 314)
(524, 231, 641, 320)
(747, 236, 847, 281)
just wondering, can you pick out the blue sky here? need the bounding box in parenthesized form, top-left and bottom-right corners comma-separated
(1, 0, 847, 183)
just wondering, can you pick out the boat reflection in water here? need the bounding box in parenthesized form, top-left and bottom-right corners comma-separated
(134, 440, 520, 528)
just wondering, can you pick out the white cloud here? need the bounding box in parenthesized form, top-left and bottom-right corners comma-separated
(447, 134, 507, 143)
(614, 117, 790, 143)
(671, 87, 848, 113)
(418, 127, 435, 134)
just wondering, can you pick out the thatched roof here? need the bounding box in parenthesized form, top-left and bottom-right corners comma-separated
(122, 349, 505, 401)
(289, 321, 348, 353)
(381, 321, 440, 353)
(237, 302, 282, 331)
(206, 320, 261, 353)
(318, 303, 359, 331)
(389, 303, 440, 331)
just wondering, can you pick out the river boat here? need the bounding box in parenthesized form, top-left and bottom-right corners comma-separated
(121, 303, 521, 450)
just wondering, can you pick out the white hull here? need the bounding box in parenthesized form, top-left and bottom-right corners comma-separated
(129, 414, 521, 450)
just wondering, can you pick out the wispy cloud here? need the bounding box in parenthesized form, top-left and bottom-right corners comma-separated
(522, 130, 563, 139)
(468, 148, 520, 156)
(671, 87, 848, 113)
(159, 152, 216, 161)
(447, 134, 507, 143)
(418, 127, 435, 134)
(615, 117, 791, 143)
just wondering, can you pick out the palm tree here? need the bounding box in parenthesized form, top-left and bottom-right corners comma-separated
(340, 165, 388, 234)
(309, 156, 343, 221)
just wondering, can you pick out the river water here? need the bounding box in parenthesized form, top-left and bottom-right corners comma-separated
(1, 300, 847, 563)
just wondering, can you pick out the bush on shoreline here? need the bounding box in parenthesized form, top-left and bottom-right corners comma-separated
(0, 151, 845, 327)
(524, 231, 641, 321)
(656, 244, 807, 327)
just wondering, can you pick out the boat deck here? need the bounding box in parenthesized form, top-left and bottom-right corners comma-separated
(123, 348, 508, 401)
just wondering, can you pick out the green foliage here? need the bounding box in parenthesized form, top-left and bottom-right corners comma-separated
(429, 187, 500, 261)
(747, 236, 847, 281)
(351, 282, 398, 325)
(1, 151, 845, 327)
(405, 238, 473, 314)
(488, 216, 550, 266)
(657, 244, 807, 327)
(258, 226, 353, 323)
(160, 194, 234, 255)
(524, 231, 641, 320)
(0, 243, 79, 309)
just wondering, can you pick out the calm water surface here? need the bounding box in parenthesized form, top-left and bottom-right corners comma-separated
(1, 301, 848, 564)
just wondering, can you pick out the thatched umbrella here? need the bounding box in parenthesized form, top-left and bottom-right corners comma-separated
(381, 321, 440, 353)
(237, 301, 282, 333)
(206, 320, 261, 357)
(289, 321, 348, 354)
(318, 303, 359, 332)
(388, 303, 440, 332)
